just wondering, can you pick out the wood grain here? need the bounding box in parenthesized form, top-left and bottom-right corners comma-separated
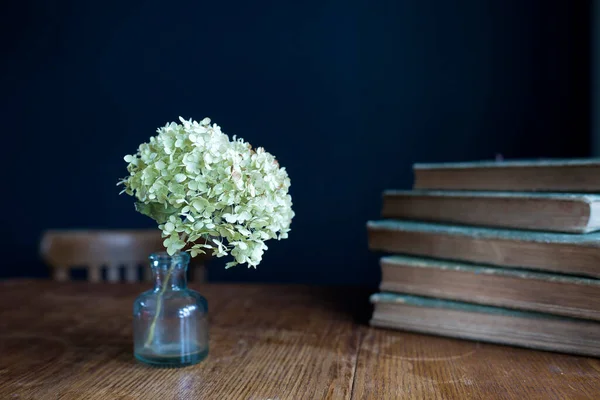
(351, 329, 600, 400)
(0, 281, 362, 400)
(1, 280, 599, 399)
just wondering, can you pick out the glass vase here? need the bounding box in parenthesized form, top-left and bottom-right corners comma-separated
(133, 252, 208, 367)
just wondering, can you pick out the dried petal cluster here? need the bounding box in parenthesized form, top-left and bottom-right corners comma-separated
(120, 117, 294, 268)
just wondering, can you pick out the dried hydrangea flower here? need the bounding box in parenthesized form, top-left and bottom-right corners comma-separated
(119, 117, 294, 268)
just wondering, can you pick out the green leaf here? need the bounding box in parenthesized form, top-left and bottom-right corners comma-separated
(135, 202, 178, 224)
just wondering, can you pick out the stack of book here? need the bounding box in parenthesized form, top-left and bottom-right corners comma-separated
(367, 159, 600, 357)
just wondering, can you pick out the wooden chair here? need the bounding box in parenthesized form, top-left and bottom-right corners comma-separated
(40, 230, 208, 283)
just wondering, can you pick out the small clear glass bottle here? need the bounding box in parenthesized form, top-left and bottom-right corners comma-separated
(133, 252, 208, 367)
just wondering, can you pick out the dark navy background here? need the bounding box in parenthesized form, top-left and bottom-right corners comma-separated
(1, 0, 591, 284)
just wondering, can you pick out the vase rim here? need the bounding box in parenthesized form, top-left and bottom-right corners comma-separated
(149, 251, 190, 263)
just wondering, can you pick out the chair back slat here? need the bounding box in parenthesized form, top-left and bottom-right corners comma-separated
(125, 265, 138, 283)
(106, 263, 120, 283)
(143, 263, 154, 282)
(53, 266, 69, 282)
(89, 265, 102, 283)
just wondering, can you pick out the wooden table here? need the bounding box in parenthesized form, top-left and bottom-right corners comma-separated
(1, 281, 599, 399)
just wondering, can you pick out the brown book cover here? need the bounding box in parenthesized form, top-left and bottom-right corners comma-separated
(371, 293, 600, 357)
(380, 255, 600, 321)
(382, 191, 600, 233)
(413, 159, 600, 192)
(367, 220, 600, 278)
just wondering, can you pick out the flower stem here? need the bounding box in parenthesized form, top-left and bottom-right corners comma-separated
(144, 258, 176, 348)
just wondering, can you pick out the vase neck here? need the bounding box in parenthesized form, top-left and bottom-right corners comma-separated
(150, 252, 189, 291)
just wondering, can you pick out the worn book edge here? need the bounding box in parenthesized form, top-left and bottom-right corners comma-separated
(588, 201, 600, 231)
(367, 219, 600, 244)
(380, 255, 600, 285)
(370, 292, 576, 321)
(382, 190, 600, 202)
(413, 158, 600, 170)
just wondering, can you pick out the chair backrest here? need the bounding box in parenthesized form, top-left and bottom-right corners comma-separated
(40, 230, 207, 283)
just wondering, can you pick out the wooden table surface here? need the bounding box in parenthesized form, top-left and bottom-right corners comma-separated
(1, 281, 600, 399)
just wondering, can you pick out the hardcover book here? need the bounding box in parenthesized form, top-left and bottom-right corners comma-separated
(371, 293, 600, 357)
(379, 255, 600, 320)
(382, 191, 600, 233)
(413, 159, 600, 192)
(367, 220, 600, 278)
